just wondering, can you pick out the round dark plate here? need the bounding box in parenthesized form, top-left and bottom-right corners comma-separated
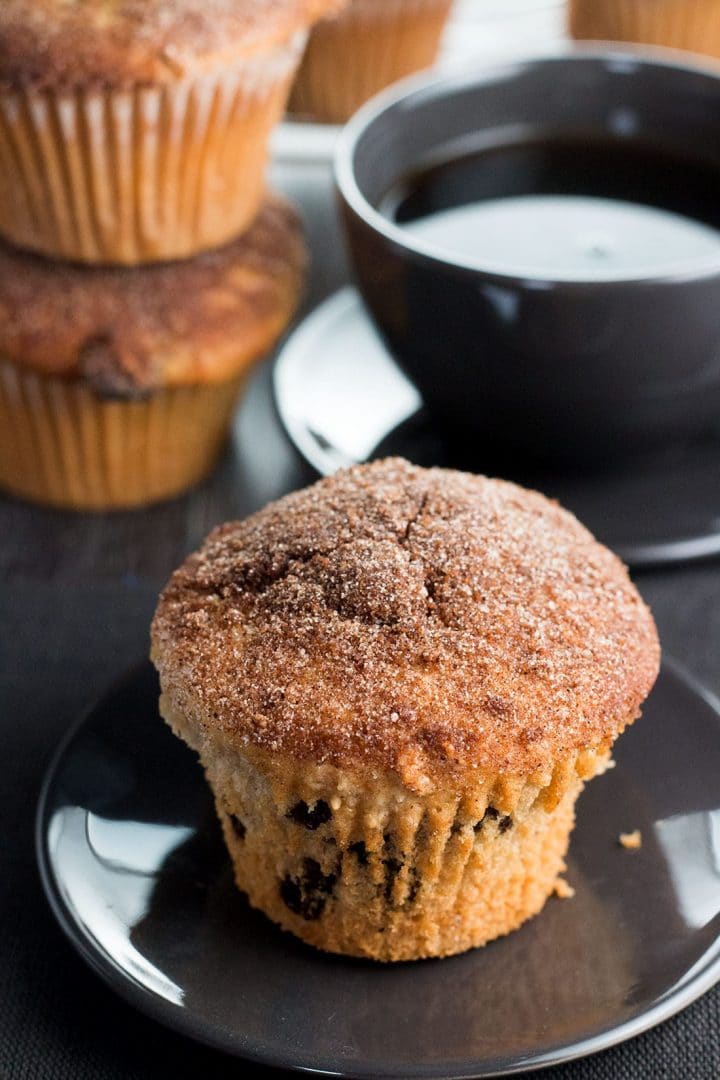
(37, 661, 720, 1078)
(273, 289, 720, 568)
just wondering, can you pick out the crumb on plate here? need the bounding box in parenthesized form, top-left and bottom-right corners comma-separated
(553, 877, 575, 900)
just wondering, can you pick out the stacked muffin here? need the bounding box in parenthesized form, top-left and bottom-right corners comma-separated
(0, 0, 343, 509)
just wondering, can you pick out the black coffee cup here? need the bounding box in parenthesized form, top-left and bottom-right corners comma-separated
(335, 51, 720, 466)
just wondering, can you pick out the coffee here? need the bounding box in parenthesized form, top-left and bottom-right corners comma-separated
(381, 134, 720, 280)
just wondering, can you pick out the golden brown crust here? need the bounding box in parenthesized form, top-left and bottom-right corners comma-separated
(0, 0, 346, 91)
(0, 195, 305, 395)
(152, 459, 660, 782)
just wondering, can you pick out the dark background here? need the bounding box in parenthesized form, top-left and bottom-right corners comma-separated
(1, 165, 719, 1080)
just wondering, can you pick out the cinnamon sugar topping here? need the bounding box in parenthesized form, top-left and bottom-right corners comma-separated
(152, 459, 660, 780)
(0, 195, 305, 394)
(0, 0, 346, 90)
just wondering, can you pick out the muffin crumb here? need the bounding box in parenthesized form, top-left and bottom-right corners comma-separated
(553, 877, 575, 900)
(619, 829, 642, 850)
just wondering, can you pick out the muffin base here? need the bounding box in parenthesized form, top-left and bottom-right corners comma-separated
(569, 0, 720, 57)
(218, 774, 580, 962)
(0, 38, 304, 265)
(159, 694, 605, 961)
(0, 362, 245, 510)
(289, 0, 453, 124)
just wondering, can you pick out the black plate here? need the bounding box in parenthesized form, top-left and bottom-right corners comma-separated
(273, 289, 720, 568)
(37, 661, 720, 1078)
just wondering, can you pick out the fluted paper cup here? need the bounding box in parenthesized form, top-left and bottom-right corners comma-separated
(0, 361, 246, 509)
(0, 35, 305, 265)
(289, 0, 453, 124)
(159, 686, 611, 961)
(570, 0, 720, 57)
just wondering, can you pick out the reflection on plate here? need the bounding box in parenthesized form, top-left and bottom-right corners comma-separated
(273, 0, 567, 163)
(273, 289, 720, 569)
(37, 662, 720, 1077)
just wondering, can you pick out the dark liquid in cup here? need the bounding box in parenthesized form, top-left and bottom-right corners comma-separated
(380, 134, 720, 278)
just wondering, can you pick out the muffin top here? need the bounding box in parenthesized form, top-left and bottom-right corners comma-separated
(0, 195, 305, 396)
(0, 0, 345, 91)
(152, 459, 660, 784)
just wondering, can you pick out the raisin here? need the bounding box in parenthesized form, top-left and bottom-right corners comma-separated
(382, 857, 403, 903)
(473, 806, 513, 834)
(287, 799, 332, 830)
(348, 840, 369, 866)
(406, 866, 421, 904)
(280, 858, 337, 921)
(474, 806, 499, 833)
(303, 857, 337, 895)
(381, 835, 404, 904)
(229, 814, 246, 840)
(280, 877, 325, 920)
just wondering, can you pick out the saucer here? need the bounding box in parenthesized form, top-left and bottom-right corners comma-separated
(273, 289, 720, 569)
(37, 662, 720, 1077)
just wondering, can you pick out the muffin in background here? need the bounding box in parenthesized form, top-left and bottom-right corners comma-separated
(0, 0, 342, 264)
(570, 0, 720, 58)
(0, 195, 305, 510)
(289, 0, 454, 123)
(151, 458, 660, 961)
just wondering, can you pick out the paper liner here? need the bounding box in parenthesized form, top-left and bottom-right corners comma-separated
(569, 0, 720, 56)
(289, 0, 453, 124)
(0, 36, 305, 265)
(159, 692, 612, 960)
(0, 361, 245, 509)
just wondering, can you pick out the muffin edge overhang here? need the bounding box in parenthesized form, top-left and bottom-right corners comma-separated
(0, 0, 349, 92)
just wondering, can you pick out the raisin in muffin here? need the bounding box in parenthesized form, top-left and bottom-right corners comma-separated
(0, 0, 343, 263)
(0, 195, 305, 510)
(151, 458, 660, 961)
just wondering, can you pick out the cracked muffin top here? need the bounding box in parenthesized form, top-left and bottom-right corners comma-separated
(0, 0, 346, 91)
(151, 458, 660, 784)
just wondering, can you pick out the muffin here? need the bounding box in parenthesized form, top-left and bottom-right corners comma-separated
(0, 0, 342, 264)
(151, 459, 660, 961)
(0, 195, 305, 510)
(289, 0, 454, 124)
(569, 0, 720, 58)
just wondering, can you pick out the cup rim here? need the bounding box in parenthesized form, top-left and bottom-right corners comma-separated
(335, 45, 720, 288)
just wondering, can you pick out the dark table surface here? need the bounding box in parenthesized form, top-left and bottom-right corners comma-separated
(1, 167, 719, 1080)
